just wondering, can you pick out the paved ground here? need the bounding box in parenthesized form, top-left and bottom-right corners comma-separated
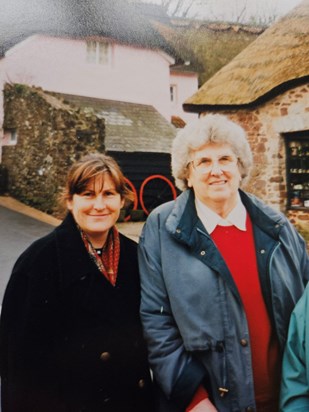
(0, 195, 145, 303)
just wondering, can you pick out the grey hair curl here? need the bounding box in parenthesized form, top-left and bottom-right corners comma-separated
(171, 114, 253, 191)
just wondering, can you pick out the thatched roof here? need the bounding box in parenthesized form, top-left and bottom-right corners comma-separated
(0, 0, 177, 59)
(184, 0, 309, 111)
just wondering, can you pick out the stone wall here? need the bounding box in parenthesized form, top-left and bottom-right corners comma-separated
(202, 81, 309, 231)
(1, 83, 105, 216)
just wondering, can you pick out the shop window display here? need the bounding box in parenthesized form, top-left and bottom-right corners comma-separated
(286, 133, 309, 210)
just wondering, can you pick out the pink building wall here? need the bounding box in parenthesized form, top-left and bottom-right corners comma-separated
(0, 34, 197, 148)
(170, 70, 198, 121)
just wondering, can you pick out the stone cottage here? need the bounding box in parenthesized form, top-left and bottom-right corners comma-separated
(184, 0, 309, 232)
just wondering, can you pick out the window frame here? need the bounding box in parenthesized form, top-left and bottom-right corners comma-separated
(170, 84, 177, 105)
(4, 128, 18, 145)
(285, 131, 309, 210)
(86, 40, 111, 65)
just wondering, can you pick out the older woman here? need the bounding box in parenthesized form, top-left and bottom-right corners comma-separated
(0, 153, 154, 412)
(138, 114, 309, 412)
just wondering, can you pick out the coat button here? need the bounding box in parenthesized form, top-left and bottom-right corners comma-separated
(240, 339, 248, 347)
(200, 250, 206, 256)
(100, 352, 111, 362)
(138, 379, 145, 388)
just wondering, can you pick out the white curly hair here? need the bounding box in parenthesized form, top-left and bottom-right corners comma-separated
(171, 114, 253, 191)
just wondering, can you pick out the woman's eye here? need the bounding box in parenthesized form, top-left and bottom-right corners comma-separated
(220, 156, 234, 165)
(105, 191, 116, 197)
(198, 158, 210, 165)
(81, 191, 93, 197)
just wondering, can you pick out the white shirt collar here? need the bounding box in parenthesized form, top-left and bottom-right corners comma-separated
(195, 193, 247, 234)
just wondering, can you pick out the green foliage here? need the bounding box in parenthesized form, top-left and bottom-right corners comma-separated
(171, 26, 259, 85)
(13, 84, 28, 95)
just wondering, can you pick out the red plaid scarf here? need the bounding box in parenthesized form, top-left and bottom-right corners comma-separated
(80, 226, 120, 286)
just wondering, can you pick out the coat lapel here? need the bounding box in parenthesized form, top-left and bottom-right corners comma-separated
(54, 213, 116, 320)
(54, 213, 97, 290)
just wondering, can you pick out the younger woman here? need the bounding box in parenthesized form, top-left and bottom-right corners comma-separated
(0, 153, 153, 412)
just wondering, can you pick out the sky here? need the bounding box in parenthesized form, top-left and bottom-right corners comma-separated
(143, 0, 303, 23)
(0, 0, 303, 26)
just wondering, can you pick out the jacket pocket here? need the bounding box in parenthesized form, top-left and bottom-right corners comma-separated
(214, 341, 229, 398)
(193, 340, 229, 400)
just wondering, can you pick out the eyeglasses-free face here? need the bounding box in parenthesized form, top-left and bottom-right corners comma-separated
(67, 173, 125, 248)
(187, 143, 242, 214)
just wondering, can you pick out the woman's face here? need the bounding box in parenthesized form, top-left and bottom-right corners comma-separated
(67, 173, 124, 247)
(187, 142, 242, 214)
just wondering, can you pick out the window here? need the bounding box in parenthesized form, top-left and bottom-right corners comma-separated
(4, 128, 18, 145)
(285, 132, 309, 209)
(170, 85, 177, 104)
(86, 40, 110, 65)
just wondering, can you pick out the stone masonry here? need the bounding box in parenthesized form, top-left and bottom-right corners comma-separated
(1, 83, 105, 217)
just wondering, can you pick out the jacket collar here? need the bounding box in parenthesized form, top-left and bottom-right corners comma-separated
(166, 189, 206, 247)
(166, 189, 285, 244)
(239, 190, 285, 240)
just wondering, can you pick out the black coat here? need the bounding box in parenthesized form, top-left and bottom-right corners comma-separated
(0, 213, 154, 412)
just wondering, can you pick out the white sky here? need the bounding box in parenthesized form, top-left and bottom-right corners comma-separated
(144, 0, 303, 23)
(196, 0, 302, 23)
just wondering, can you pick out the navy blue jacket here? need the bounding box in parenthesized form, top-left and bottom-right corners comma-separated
(0, 213, 154, 412)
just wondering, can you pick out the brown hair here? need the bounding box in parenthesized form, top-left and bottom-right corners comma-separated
(60, 153, 134, 208)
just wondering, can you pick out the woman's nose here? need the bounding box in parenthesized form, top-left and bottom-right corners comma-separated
(210, 161, 223, 175)
(93, 195, 105, 209)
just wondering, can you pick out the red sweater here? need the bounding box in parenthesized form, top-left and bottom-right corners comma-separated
(211, 216, 280, 411)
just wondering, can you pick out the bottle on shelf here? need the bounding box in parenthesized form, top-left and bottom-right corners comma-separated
(291, 191, 303, 207)
(289, 141, 298, 156)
